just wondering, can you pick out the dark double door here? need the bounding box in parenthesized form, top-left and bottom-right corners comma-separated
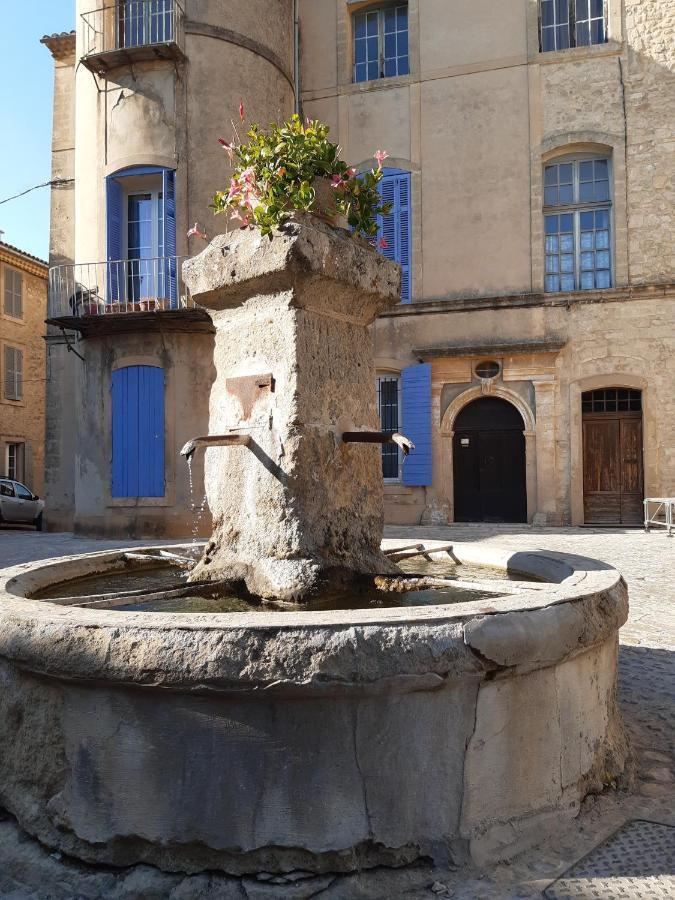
(453, 398, 527, 523)
(583, 412, 643, 525)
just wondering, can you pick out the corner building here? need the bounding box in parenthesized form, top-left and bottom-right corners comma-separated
(44, 1, 675, 534)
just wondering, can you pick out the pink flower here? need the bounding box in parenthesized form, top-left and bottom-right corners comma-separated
(374, 150, 389, 169)
(187, 222, 208, 240)
(239, 99, 245, 122)
(241, 166, 256, 185)
(346, 167, 356, 178)
(378, 237, 388, 250)
(218, 138, 235, 162)
(331, 174, 344, 188)
(230, 208, 251, 228)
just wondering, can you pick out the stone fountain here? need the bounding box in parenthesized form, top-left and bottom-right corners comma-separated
(0, 215, 629, 879)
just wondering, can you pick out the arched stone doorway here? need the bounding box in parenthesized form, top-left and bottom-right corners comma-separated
(453, 397, 527, 523)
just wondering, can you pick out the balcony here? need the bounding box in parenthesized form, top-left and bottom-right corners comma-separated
(80, 0, 185, 74)
(47, 258, 213, 336)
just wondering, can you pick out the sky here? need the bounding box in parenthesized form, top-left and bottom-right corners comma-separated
(0, 1, 74, 261)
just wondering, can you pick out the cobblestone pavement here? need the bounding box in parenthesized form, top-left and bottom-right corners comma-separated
(0, 525, 672, 899)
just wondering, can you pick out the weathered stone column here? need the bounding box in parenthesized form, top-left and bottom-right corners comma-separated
(183, 215, 401, 600)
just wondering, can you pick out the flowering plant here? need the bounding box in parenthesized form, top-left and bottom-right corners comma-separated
(207, 112, 391, 240)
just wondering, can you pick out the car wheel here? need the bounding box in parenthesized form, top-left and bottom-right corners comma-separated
(34, 512, 43, 531)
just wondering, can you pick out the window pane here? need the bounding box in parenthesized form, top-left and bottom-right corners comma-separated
(545, 275, 560, 292)
(580, 211, 594, 230)
(595, 230, 609, 249)
(579, 160, 594, 180)
(596, 180, 610, 200)
(596, 270, 611, 288)
(591, 18, 605, 44)
(580, 231, 594, 250)
(367, 12, 378, 35)
(545, 215, 558, 234)
(355, 40, 366, 64)
(560, 233, 574, 252)
(398, 55, 409, 75)
(367, 36, 378, 59)
(594, 159, 608, 178)
(544, 186, 558, 205)
(542, 27, 556, 51)
(596, 250, 610, 268)
(384, 33, 397, 58)
(579, 181, 594, 202)
(559, 184, 574, 203)
(561, 254, 574, 272)
(398, 30, 408, 56)
(591, 0, 604, 15)
(354, 13, 366, 39)
(581, 271, 594, 289)
(546, 256, 559, 273)
(556, 24, 570, 48)
(397, 6, 408, 28)
(384, 58, 398, 77)
(541, 0, 554, 28)
(367, 60, 379, 80)
(544, 165, 557, 185)
(384, 7, 396, 31)
(546, 235, 559, 252)
(560, 275, 575, 291)
(559, 163, 573, 184)
(581, 252, 595, 270)
(355, 62, 367, 82)
(595, 209, 610, 228)
(577, 21, 590, 45)
(576, 0, 589, 19)
(560, 213, 573, 232)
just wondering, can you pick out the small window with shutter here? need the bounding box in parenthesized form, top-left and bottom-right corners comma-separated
(376, 170, 412, 303)
(3, 268, 23, 319)
(3, 346, 23, 401)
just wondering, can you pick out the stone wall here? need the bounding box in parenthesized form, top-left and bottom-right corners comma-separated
(0, 249, 48, 494)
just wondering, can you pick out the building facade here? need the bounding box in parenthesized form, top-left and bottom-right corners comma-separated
(44, 0, 674, 535)
(0, 242, 48, 495)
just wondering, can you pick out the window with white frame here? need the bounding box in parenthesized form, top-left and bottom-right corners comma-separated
(6, 442, 25, 482)
(376, 374, 401, 480)
(544, 157, 612, 292)
(540, 0, 607, 52)
(3, 267, 22, 318)
(353, 4, 409, 83)
(3, 346, 23, 401)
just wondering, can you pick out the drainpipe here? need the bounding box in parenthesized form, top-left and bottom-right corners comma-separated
(293, 0, 300, 115)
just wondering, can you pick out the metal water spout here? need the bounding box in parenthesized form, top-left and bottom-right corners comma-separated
(342, 431, 415, 457)
(180, 433, 252, 461)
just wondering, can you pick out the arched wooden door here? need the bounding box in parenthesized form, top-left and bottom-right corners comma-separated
(582, 388, 643, 525)
(453, 397, 527, 523)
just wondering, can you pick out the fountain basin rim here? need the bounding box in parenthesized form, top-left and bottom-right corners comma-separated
(0, 540, 628, 693)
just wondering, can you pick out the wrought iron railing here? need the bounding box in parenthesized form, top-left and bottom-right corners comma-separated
(48, 257, 193, 319)
(81, 0, 184, 59)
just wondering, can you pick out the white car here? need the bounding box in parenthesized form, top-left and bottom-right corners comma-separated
(0, 479, 45, 530)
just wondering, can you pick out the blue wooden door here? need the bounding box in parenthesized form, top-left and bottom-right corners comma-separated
(377, 170, 412, 303)
(112, 365, 165, 497)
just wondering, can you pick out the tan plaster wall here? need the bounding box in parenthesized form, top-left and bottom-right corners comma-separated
(0, 258, 47, 495)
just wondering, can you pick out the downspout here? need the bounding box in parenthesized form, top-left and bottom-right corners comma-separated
(293, 0, 300, 115)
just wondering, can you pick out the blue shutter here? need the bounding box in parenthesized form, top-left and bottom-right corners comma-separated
(112, 366, 165, 498)
(162, 168, 177, 308)
(377, 170, 412, 303)
(106, 175, 123, 303)
(401, 363, 432, 486)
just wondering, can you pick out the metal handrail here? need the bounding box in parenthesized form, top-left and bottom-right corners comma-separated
(48, 257, 192, 319)
(81, 0, 185, 58)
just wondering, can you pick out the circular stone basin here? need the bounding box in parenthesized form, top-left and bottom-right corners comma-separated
(0, 540, 629, 875)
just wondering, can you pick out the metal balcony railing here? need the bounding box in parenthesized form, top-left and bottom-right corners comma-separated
(48, 257, 193, 321)
(80, 0, 185, 70)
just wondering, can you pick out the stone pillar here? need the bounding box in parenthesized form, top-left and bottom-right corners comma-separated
(532, 380, 557, 525)
(183, 216, 401, 600)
